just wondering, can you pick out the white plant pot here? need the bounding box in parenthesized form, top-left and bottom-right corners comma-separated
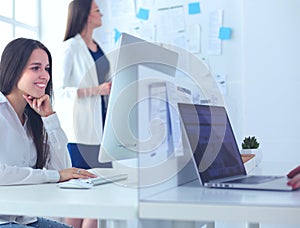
(240, 148, 262, 166)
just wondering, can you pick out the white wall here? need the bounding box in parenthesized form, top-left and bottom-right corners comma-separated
(40, 0, 300, 163)
(243, 0, 300, 162)
(40, 0, 71, 53)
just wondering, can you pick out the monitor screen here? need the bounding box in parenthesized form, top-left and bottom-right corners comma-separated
(98, 33, 179, 163)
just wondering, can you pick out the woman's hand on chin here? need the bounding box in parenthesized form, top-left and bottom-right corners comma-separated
(23, 94, 55, 117)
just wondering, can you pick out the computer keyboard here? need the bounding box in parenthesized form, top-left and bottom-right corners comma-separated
(58, 174, 128, 189)
(82, 174, 128, 186)
(223, 175, 283, 184)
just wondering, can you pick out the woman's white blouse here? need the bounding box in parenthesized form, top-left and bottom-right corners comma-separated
(0, 92, 72, 186)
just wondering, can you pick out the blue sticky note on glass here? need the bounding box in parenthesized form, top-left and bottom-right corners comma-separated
(188, 2, 201, 15)
(136, 8, 149, 20)
(219, 27, 232, 40)
(114, 28, 121, 43)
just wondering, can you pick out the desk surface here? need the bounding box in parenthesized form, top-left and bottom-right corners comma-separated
(139, 162, 300, 224)
(0, 169, 138, 220)
(2, 163, 300, 225)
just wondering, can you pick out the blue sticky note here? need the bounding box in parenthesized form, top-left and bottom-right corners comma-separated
(188, 2, 201, 15)
(136, 8, 149, 20)
(219, 27, 232, 40)
(114, 28, 121, 43)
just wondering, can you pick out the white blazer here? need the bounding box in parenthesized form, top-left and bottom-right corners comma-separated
(53, 34, 103, 145)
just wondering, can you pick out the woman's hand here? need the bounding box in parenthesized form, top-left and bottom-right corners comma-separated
(77, 82, 112, 98)
(98, 82, 112, 95)
(23, 94, 55, 117)
(58, 167, 97, 182)
(287, 166, 300, 189)
(91, 82, 112, 96)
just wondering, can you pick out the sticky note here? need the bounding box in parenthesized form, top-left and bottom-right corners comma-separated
(188, 2, 201, 15)
(219, 27, 232, 40)
(114, 28, 121, 43)
(136, 8, 149, 20)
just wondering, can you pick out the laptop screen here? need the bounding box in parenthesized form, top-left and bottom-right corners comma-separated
(178, 103, 246, 183)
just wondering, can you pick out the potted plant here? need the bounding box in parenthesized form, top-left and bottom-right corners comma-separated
(241, 136, 262, 165)
(242, 136, 259, 150)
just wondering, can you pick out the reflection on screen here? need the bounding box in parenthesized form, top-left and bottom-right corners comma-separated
(178, 103, 246, 183)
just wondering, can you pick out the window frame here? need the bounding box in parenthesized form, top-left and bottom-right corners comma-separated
(0, 0, 41, 39)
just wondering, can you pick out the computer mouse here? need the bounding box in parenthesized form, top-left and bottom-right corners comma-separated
(58, 179, 93, 189)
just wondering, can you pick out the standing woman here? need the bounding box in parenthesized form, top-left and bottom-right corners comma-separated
(53, 0, 111, 227)
(0, 38, 96, 227)
(54, 0, 112, 168)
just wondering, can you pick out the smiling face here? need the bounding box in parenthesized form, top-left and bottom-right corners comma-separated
(16, 48, 50, 99)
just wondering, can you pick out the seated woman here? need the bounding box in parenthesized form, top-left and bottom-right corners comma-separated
(0, 37, 96, 227)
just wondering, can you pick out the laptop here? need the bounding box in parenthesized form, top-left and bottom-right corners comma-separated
(177, 103, 293, 191)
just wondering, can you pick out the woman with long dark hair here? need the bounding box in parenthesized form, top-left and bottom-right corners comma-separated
(54, 0, 112, 168)
(0, 38, 96, 227)
(53, 0, 112, 227)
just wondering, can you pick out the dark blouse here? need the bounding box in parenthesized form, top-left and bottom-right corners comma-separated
(89, 43, 110, 125)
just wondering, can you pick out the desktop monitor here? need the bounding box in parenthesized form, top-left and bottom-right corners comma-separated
(98, 33, 179, 163)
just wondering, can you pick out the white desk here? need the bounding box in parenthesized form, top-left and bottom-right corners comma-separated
(1, 163, 300, 227)
(139, 162, 300, 227)
(0, 169, 138, 227)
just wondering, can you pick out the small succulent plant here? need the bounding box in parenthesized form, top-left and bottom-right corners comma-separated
(242, 136, 260, 149)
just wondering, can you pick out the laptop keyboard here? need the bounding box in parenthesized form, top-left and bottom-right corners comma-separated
(223, 175, 283, 184)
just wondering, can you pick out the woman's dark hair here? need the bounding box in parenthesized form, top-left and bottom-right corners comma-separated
(64, 0, 93, 41)
(0, 38, 53, 169)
